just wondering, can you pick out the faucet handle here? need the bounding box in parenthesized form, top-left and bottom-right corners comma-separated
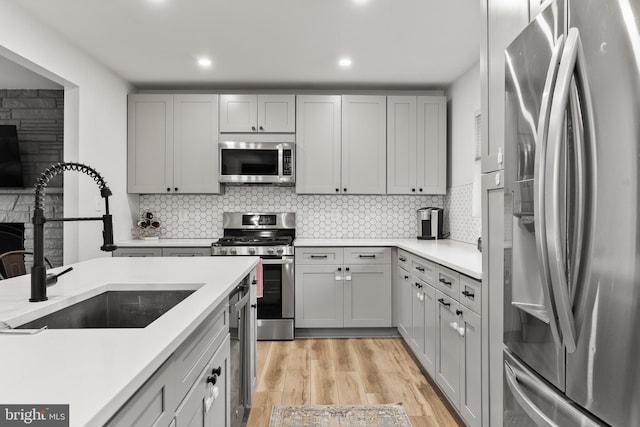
(45, 267, 74, 287)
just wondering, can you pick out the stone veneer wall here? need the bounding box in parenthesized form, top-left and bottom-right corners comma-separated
(0, 89, 64, 187)
(0, 188, 63, 268)
(139, 186, 445, 239)
(444, 183, 481, 244)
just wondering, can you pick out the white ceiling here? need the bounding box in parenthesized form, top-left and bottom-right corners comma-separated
(14, 0, 480, 89)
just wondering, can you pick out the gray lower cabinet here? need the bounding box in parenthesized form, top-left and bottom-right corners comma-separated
(295, 264, 344, 328)
(113, 247, 210, 257)
(460, 305, 482, 427)
(175, 335, 230, 427)
(435, 291, 462, 410)
(396, 269, 412, 338)
(295, 247, 391, 329)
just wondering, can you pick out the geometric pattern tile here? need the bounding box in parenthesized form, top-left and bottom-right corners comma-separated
(444, 183, 482, 244)
(139, 186, 444, 239)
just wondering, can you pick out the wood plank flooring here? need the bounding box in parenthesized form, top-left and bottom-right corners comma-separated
(246, 338, 464, 427)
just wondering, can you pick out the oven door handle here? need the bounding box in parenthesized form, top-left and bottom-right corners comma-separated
(230, 291, 250, 314)
(260, 258, 294, 265)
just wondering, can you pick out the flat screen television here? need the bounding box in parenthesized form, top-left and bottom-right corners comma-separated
(0, 125, 24, 187)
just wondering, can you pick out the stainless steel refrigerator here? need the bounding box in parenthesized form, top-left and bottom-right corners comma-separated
(503, 0, 640, 425)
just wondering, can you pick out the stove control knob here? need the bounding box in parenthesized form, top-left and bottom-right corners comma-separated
(267, 248, 275, 254)
(248, 247, 256, 254)
(276, 248, 284, 255)
(219, 248, 227, 255)
(230, 248, 237, 255)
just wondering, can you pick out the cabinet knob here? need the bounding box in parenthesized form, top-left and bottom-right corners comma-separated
(336, 188, 340, 192)
(211, 366, 222, 376)
(343, 188, 347, 192)
(456, 309, 463, 316)
(251, 126, 256, 131)
(166, 187, 171, 192)
(419, 188, 423, 192)
(174, 187, 178, 191)
(259, 126, 264, 131)
(338, 267, 342, 272)
(251, 304, 257, 309)
(412, 188, 416, 192)
(404, 275, 409, 279)
(207, 375, 218, 385)
(345, 267, 350, 272)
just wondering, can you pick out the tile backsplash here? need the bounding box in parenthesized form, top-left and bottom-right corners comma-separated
(444, 183, 481, 244)
(140, 186, 443, 239)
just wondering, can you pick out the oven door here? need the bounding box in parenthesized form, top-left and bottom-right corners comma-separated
(257, 256, 294, 340)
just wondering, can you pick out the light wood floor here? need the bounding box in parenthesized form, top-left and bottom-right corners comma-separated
(246, 338, 463, 427)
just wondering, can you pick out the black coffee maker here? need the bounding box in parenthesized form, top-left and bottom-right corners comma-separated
(417, 207, 448, 240)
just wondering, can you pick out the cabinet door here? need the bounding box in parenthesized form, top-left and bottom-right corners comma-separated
(295, 95, 342, 194)
(248, 280, 257, 404)
(173, 95, 220, 194)
(219, 94, 258, 132)
(416, 96, 447, 195)
(422, 283, 437, 377)
(344, 264, 392, 327)
(341, 95, 387, 194)
(295, 264, 344, 328)
(397, 269, 413, 339)
(387, 96, 417, 194)
(127, 94, 173, 193)
(112, 247, 162, 257)
(435, 292, 461, 409)
(460, 307, 482, 427)
(257, 95, 295, 132)
(410, 281, 425, 356)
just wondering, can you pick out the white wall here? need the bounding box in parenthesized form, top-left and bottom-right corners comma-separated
(0, 2, 137, 263)
(448, 62, 481, 187)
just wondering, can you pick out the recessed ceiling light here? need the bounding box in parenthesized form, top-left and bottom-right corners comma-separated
(353, 0, 369, 4)
(197, 57, 212, 68)
(338, 58, 352, 68)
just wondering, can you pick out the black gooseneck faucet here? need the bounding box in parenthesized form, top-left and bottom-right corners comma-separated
(30, 162, 118, 302)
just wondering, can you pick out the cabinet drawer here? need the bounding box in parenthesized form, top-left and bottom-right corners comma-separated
(162, 247, 210, 257)
(173, 302, 228, 408)
(344, 247, 391, 265)
(296, 247, 343, 264)
(436, 266, 460, 300)
(397, 249, 411, 270)
(459, 275, 481, 314)
(106, 356, 176, 427)
(410, 257, 437, 284)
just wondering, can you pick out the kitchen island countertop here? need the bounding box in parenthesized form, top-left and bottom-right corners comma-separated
(0, 256, 259, 427)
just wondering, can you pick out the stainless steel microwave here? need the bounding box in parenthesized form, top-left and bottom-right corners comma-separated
(219, 141, 295, 185)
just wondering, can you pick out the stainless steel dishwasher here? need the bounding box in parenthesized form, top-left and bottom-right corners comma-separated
(228, 280, 251, 427)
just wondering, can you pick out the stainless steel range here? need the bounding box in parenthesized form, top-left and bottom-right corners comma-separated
(212, 212, 294, 340)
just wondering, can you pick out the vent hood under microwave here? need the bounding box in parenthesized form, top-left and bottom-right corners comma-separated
(219, 141, 295, 185)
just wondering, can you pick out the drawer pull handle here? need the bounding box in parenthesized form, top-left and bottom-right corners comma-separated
(404, 275, 409, 280)
(310, 255, 328, 259)
(358, 254, 376, 258)
(399, 257, 407, 262)
(440, 278, 453, 286)
(211, 366, 222, 376)
(462, 290, 475, 299)
(414, 282, 423, 289)
(207, 375, 218, 385)
(438, 298, 451, 307)
(415, 266, 425, 272)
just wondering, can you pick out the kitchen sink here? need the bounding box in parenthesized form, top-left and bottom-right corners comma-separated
(16, 290, 196, 329)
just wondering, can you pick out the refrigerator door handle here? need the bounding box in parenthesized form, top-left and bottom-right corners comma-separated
(505, 361, 557, 427)
(544, 28, 591, 354)
(533, 34, 565, 349)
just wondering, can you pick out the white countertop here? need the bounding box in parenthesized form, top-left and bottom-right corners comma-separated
(116, 238, 217, 247)
(0, 256, 259, 427)
(294, 238, 482, 279)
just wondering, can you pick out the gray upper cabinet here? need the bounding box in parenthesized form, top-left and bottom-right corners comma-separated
(127, 94, 220, 194)
(295, 95, 342, 194)
(387, 96, 447, 195)
(481, 0, 529, 173)
(341, 95, 387, 194)
(219, 94, 295, 133)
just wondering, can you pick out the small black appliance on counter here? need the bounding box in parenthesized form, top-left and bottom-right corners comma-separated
(417, 207, 449, 240)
